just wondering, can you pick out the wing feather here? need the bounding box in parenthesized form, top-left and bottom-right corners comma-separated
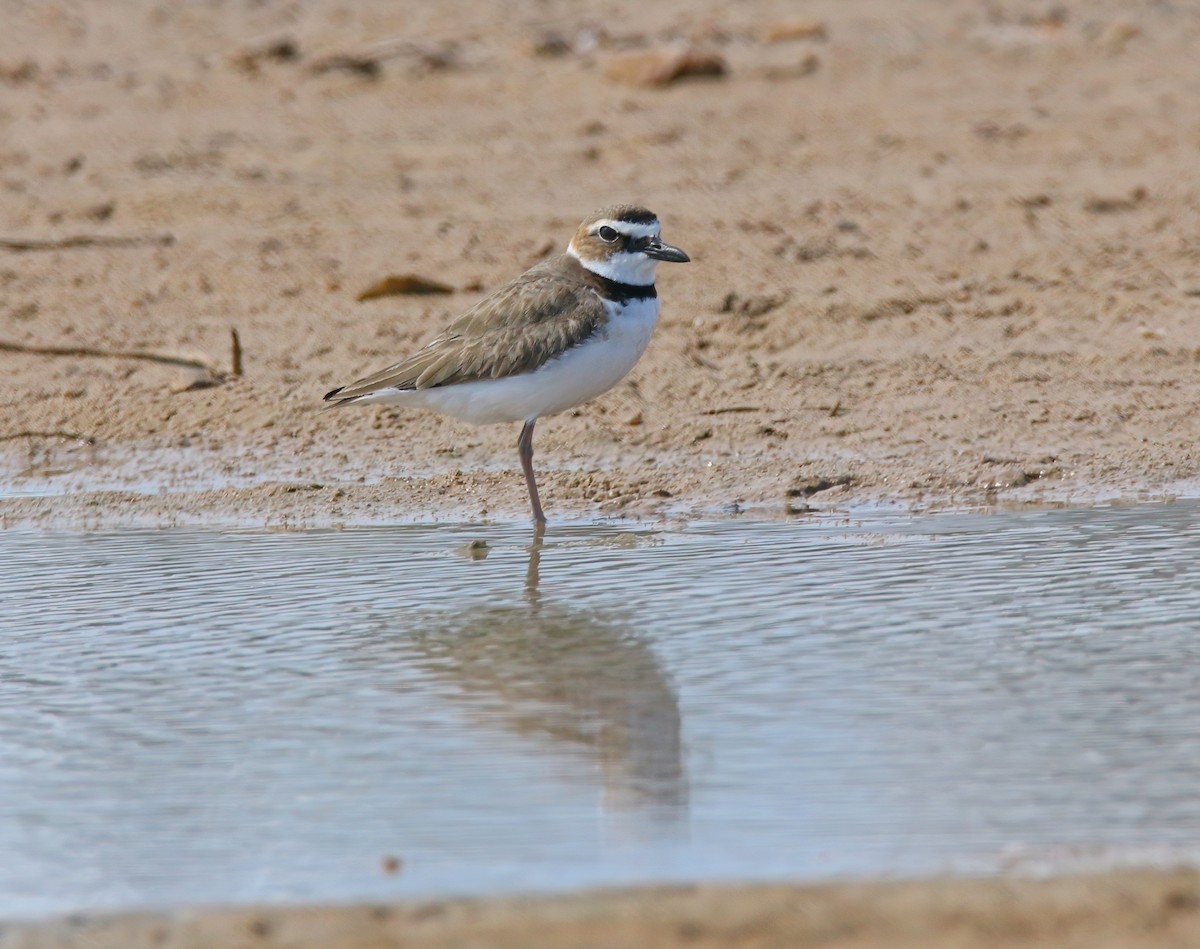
(325, 258, 608, 402)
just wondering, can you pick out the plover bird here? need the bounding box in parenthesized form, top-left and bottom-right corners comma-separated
(324, 205, 689, 525)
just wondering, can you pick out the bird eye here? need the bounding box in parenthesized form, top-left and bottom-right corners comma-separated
(597, 226, 618, 243)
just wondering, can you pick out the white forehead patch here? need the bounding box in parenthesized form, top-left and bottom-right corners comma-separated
(589, 219, 661, 240)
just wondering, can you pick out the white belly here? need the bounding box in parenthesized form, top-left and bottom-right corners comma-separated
(373, 296, 659, 425)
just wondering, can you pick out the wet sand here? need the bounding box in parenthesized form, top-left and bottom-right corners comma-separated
(3, 0, 1200, 942)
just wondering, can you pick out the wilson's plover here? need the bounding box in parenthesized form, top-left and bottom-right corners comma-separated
(324, 205, 689, 525)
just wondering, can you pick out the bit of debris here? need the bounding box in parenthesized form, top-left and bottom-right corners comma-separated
(0, 334, 241, 393)
(231, 36, 301, 73)
(357, 275, 455, 301)
(531, 32, 573, 57)
(0, 233, 174, 252)
(1083, 187, 1147, 214)
(787, 475, 854, 498)
(169, 369, 220, 393)
(983, 465, 1060, 490)
(381, 854, 403, 875)
(984, 468, 1030, 489)
(972, 121, 1029, 141)
(604, 47, 727, 87)
(1097, 20, 1140, 53)
(762, 54, 820, 80)
(310, 39, 457, 78)
(230, 329, 244, 377)
(0, 59, 38, 84)
(84, 201, 115, 222)
(0, 430, 97, 445)
(762, 20, 829, 43)
(458, 539, 491, 561)
(688, 346, 721, 371)
(720, 291, 789, 318)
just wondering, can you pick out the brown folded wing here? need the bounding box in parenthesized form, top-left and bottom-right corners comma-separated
(327, 257, 609, 400)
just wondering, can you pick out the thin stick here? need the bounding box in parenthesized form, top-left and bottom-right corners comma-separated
(0, 430, 96, 445)
(0, 234, 175, 252)
(0, 340, 225, 378)
(230, 328, 244, 377)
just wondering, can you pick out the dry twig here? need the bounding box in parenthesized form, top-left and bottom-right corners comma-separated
(0, 430, 97, 445)
(230, 329, 244, 377)
(0, 339, 223, 375)
(0, 233, 175, 252)
(0, 337, 243, 391)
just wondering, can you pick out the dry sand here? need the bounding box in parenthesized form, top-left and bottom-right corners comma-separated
(3, 0, 1200, 943)
(5, 869, 1200, 949)
(2, 0, 1199, 528)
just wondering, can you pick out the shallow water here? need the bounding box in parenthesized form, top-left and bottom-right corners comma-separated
(2, 502, 1200, 918)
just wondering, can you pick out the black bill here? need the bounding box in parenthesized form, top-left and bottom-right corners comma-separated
(641, 237, 691, 263)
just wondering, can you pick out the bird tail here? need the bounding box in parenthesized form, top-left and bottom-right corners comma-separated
(322, 386, 366, 410)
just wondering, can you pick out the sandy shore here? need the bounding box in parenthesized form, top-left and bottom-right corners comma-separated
(6, 869, 1200, 949)
(2, 0, 1199, 529)
(4, 0, 1200, 942)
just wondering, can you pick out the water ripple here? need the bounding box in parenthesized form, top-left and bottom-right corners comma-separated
(1, 503, 1199, 916)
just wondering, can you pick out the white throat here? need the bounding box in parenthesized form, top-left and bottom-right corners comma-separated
(567, 245, 659, 286)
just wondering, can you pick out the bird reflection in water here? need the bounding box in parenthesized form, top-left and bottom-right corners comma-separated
(411, 528, 688, 831)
